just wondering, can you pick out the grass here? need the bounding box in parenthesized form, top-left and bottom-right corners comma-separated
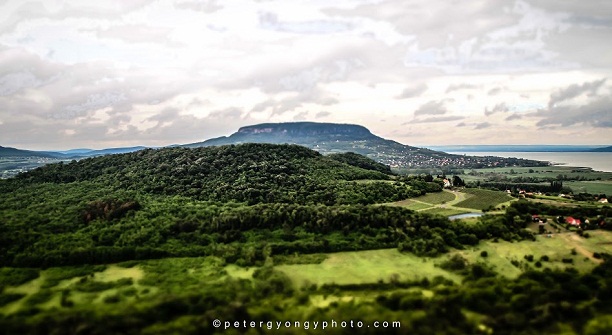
(454, 188, 513, 210)
(276, 249, 461, 287)
(388, 200, 433, 210)
(387, 190, 460, 213)
(565, 180, 612, 194)
(414, 191, 456, 204)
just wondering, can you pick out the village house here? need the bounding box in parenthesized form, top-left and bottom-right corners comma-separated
(565, 216, 581, 226)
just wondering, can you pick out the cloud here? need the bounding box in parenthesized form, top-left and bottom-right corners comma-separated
(536, 96, 612, 128)
(505, 113, 523, 121)
(92, 24, 179, 46)
(474, 122, 492, 130)
(293, 111, 309, 120)
(488, 87, 503, 96)
(174, 0, 223, 13)
(445, 83, 479, 93)
(409, 116, 465, 123)
(548, 78, 606, 108)
(414, 100, 448, 116)
(315, 111, 331, 118)
(484, 103, 510, 116)
(258, 11, 352, 35)
(396, 83, 428, 99)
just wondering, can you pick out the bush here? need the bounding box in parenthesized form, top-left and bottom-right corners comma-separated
(0, 268, 39, 286)
(440, 255, 468, 272)
(540, 255, 549, 262)
(562, 258, 574, 264)
(534, 261, 542, 268)
(0, 293, 26, 307)
(480, 251, 488, 258)
(524, 255, 534, 262)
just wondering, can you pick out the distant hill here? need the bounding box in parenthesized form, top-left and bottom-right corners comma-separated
(185, 122, 547, 169)
(63, 146, 149, 157)
(0, 146, 64, 158)
(591, 146, 612, 152)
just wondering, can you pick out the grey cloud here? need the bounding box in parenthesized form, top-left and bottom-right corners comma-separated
(456, 122, 467, 127)
(51, 92, 127, 120)
(0, 71, 42, 96)
(293, 111, 309, 121)
(505, 113, 523, 121)
(315, 111, 331, 118)
(488, 87, 503, 96)
(474, 122, 492, 129)
(325, 0, 519, 48)
(549, 78, 606, 108)
(208, 107, 243, 119)
(397, 83, 428, 99)
(536, 96, 612, 128)
(446, 84, 478, 93)
(485, 103, 510, 116)
(414, 100, 447, 116)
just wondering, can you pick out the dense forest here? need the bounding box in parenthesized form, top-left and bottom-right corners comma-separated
(8, 144, 424, 205)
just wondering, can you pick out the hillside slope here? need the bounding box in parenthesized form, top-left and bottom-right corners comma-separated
(10, 143, 422, 205)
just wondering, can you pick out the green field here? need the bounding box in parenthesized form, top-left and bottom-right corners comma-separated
(458, 166, 612, 195)
(276, 249, 461, 286)
(413, 191, 456, 204)
(565, 180, 612, 194)
(454, 188, 514, 210)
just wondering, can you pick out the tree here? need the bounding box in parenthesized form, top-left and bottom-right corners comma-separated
(452, 175, 465, 187)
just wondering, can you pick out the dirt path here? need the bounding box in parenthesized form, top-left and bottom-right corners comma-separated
(445, 190, 468, 206)
(558, 233, 602, 264)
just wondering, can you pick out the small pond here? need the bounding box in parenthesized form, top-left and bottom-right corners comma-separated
(448, 213, 484, 221)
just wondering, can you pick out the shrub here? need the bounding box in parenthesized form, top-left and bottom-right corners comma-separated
(480, 251, 488, 258)
(440, 255, 468, 272)
(524, 255, 534, 262)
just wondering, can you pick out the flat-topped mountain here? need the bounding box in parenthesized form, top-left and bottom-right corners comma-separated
(186, 122, 547, 169)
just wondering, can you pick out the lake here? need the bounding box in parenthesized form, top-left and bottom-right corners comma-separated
(448, 151, 612, 173)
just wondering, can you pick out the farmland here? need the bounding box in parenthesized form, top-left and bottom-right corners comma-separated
(457, 166, 612, 195)
(454, 188, 515, 211)
(389, 188, 515, 214)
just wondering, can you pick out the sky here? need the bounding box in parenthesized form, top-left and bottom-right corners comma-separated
(0, 0, 611, 150)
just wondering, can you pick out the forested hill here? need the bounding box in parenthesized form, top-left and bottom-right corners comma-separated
(185, 122, 548, 169)
(7, 143, 427, 205)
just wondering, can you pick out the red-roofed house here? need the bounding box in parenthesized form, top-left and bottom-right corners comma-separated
(566, 217, 581, 226)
